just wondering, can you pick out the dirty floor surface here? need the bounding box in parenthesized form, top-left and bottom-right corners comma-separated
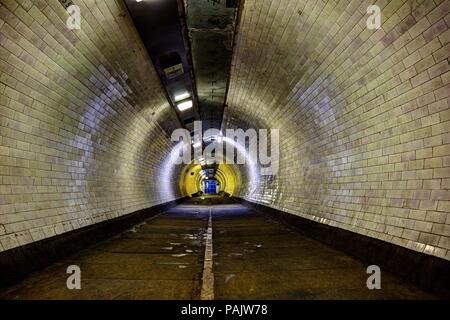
(0, 198, 436, 299)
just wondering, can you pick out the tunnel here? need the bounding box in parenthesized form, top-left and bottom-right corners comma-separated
(0, 0, 449, 302)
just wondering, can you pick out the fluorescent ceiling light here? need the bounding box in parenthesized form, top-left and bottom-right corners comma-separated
(175, 92, 191, 102)
(177, 100, 193, 111)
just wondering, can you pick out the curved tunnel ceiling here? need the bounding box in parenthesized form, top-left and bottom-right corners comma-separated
(185, 0, 239, 132)
(124, 0, 200, 132)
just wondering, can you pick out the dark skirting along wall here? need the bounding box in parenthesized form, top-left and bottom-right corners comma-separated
(237, 198, 450, 298)
(0, 198, 187, 288)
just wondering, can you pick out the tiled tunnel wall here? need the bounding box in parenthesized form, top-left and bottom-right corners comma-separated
(227, 0, 450, 260)
(0, 0, 184, 253)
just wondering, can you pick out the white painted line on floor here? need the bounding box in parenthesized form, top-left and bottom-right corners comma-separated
(200, 207, 214, 300)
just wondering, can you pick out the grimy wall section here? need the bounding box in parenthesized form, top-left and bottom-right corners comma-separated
(0, 0, 180, 252)
(228, 0, 450, 260)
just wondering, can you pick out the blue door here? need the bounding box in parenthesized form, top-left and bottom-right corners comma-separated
(205, 180, 217, 195)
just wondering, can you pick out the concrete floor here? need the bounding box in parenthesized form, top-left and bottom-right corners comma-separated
(0, 198, 436, 300)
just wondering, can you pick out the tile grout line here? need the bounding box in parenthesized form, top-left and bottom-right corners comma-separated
(200, 207, 214, 300)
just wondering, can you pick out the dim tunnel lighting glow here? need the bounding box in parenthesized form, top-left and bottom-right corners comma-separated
(175, 92, 191, 102)
(177, 100, 193, 111)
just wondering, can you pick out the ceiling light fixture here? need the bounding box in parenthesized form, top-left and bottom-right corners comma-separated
(177, 100, 193, 112)
(175, 92, 191, 102)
